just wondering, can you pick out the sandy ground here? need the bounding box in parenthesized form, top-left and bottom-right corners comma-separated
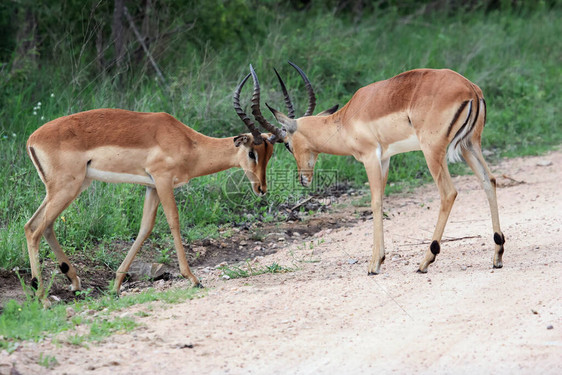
(1, 150, 561, 375)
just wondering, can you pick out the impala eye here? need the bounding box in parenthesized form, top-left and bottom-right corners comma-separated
(249, 151, 256, 160)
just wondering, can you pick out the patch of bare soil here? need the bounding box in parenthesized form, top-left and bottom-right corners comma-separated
(1, 150, 561, 375)
(0, 184, 357, 308)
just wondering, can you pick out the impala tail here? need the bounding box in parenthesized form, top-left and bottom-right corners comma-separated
(447, 97, 486, 164)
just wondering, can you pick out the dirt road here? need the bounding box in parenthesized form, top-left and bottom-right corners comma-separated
(2, 151, 561, 374)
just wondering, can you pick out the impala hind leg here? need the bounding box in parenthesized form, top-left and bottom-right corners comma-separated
(24, 179, 85, 303)
(154, 178, 200, 287)
(461, 145, 505, 268)
(113, 187, 160, 294)
(418, 155, 457, 273)
(42, 178, 92, 293)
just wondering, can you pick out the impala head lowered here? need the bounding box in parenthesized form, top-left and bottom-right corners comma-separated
(240, 62, 338, 187)
(233, 72, 275, 195)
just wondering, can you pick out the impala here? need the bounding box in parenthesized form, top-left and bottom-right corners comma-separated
(246, 62, 505, 275)
(25, 79, 274, 303)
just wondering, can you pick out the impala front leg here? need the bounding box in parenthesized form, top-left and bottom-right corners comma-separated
(155, 178, 201, 287)
(364, 154, 389, 275)
(114, 187, 160, 294)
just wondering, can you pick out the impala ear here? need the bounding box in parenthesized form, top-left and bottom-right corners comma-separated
(266, 103, 297, 134)
(233, 135, 250, 147)
(317, 104, 339, 116)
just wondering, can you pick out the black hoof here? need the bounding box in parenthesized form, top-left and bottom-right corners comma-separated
(194, 283, 205, 289)
(367, 271, 379, 276)
(416, 269, 427, 274)
(493, 264, 503, 269)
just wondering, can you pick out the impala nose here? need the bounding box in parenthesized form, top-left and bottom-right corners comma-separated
(258, 186, 265, 195)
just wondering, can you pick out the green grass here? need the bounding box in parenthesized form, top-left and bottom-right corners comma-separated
(0, 286, 203, 351)
(218, 261, 293, 279)
(1, 7, 561, 273)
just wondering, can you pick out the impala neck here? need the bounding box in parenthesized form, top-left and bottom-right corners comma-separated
(297, 114, 352, 156)
(189, 134, 240, 178)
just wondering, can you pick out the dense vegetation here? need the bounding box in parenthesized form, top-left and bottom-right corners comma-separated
(1, 1, 560, 272)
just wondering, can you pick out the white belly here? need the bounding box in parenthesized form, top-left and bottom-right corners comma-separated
(86, 167, 156, 187)
(383, 134, 421, 159)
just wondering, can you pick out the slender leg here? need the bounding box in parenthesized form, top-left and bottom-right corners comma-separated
(24, 180, 84, 303)
(24, 198, 49, 301)
(43, 223, 81, 291)
(113, 187, 160, 293)
(462, 145, 505, 268)
(381, 158, 391, 191)
(364, 154, 386, 275)
(154, 178, 200, 286)
(418, 153, 458, 273)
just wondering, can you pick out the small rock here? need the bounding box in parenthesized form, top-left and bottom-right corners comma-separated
(536, 160, 552, 167)
(278, 237, 286, 242)
(128, 261, 167, 281)
(313, 231, 324, 238)
(347, 259, 358, 265)
(461, 265, 467, 271)
(547, 325, 554, 330)
(222, 275, 231, 280)
(293, 232, 301, 237)
(240, 241, 248, 246)
(66, 307, 76, 319)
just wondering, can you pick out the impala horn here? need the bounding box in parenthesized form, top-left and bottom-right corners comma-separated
(273, 68, 295, 119)
(233, 72, 263, 145)
(248, 64, 287, 142)
(287, 60, 316, 116)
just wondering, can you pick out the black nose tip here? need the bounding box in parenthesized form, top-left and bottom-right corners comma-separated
(258, 186, 264, 194)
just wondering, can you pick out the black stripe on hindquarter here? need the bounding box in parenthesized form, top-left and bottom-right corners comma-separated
(452, 97, 479, 150)
(464, 96, 480, 139)
(446, 100, 470, 137)
(29, 146, 47, 181)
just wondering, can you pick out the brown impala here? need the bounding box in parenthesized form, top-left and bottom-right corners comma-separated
(245, 62, 505, 275)
(25, 78, 274, 304)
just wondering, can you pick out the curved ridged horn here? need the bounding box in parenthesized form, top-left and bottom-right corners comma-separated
(233, 72, 263, 145)
(249, 64, 286, 142)
(287, 60, 316, 116)
(273, 68, 295, 119)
